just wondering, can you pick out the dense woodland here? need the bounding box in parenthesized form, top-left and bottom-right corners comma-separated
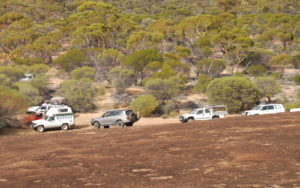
(0, 0, 300, 128)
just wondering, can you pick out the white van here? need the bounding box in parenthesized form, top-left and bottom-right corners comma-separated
(31, 106, 75, 132)
(242, 104, 285, 116)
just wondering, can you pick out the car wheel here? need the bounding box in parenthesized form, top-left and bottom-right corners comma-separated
(187, 118, 194, 123)
(213, 116, 219, 119)
(93, 121, 101, 129)
(104, 126, 109, 128)
(61, 123, 69, 131)
(116, 120, 124, 127)
(36, 125, 44, 133)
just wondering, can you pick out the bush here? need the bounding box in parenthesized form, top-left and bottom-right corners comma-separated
(26, 64, 49, 75)
(0, 74, 12, 87)
(71, 66, 96, 80)
(13, 82, 43, 105)
(109, 68, 135, 94)
(130, 95, 159, 117)
(207, 77, 260, 112)
(54, 49, 86, 71)
(15, 57, 44, 65)
(0, 65, 24, 81)
(0, 86, 29, 129)
(58, 78, 103, 112)
(246, 65, 267, 76)
(255, 77, 280, 102)
(192, 75, 213, 94)
(195, 58, 226, 77)
(293, 74, 300, 85)
(145, 76, 184, 101)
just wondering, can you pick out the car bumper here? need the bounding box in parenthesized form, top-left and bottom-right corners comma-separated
(179, 116, 187, 123)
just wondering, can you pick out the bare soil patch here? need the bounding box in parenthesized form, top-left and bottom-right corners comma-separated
(0, 112, 299, 187)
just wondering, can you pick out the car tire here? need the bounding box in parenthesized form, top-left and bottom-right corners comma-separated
(104, 126, 109, 128)
(61, 123, 69, 131)
(93, 121, 101, 129)
(187, 118, 194, 123)
(213, 116, 219, 119)
(116, 120, 124, 127)
(36, 125, 44, 133)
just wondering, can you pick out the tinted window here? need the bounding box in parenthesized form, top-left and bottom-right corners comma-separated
(205, 109, 210, 113)
(59, 109, 68, 113)
(268, 105, 274, 110)
(275, 105, 281, 109)
(262, 106, 268, 110)
(197, 110, 203, 114)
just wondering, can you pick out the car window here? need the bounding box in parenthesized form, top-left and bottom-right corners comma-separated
(48, 116, 55, 121)
(197, 110, 203, 114)
(262, 106, 268, 110)
(205, 109, 210, 113)
(103, 112, 111, 117)
(275, 105, 281, 109)
(268, 105, 275, 110)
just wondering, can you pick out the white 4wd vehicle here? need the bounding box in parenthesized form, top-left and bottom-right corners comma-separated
(242, 104, 285, 116)
(27, 103, 53, 115)
(180, 105, 228, 123)
(31, 106, 75, 132)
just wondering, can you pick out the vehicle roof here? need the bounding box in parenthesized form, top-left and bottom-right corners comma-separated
(105, 109, 132, 112)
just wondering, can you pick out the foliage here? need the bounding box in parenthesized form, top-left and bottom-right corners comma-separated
(0, 86, 29, 129)
(195, 58, 226, 77)
(125, 49, 163, 83)
(293, 74, 300, 85)
(13, 82, 43, 105)
(58, 78, 103, 112)
(71, 66, 96, 81)
(0, 65, 24, 82)
(193, 75, 213, 94)
(145, 76, 185, 101)
(54, 49, 86, 71)
(246, 65, 267, 76)
(207, 77, 260, 112)
(130, 95, 159, 117)
(109, 68, 135, 94)
(255, 77, 281, 102)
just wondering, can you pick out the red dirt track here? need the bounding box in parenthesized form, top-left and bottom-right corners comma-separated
(0, 112, 300, 187)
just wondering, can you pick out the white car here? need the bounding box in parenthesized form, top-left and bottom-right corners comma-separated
(179, 105, 228, 123)
(242, 104, 285, 116)
(27, 103, 54, 115)
(31, 106, 75, 132)
(20, 74, 34, 82)
(290, 108, 300, 112)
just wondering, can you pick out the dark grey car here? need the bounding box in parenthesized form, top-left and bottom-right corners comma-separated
(91, 110, 139, 128)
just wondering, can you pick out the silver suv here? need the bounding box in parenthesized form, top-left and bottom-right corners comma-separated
(91, 110, 139, 128)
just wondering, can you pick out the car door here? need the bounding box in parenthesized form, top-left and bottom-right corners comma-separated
(203, 109, 212, 120)
(194, 109, 204, 120)
(101, 112, 112, 125)
(267, 105, 275, 114)
(46, 116, 57, 128)
(259, 106, 269, 115)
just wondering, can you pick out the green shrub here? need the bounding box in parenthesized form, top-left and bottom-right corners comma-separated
(13, 82, 43, 105)
(196, 58, 226, 77)
(0, 74, 12, 87)
(27, 64, 49, 75)
(58, 78, 103, 112)
(246, 65, 267, 76)
(145, 76, 184, 101)
(54, 49, 86, 71)
(293, 74, 300, 85)
(255, 77, 280, 102)
(0, 65, 24, 81)
(192, 75, 213, 94)
(130, 95, 159, 117)
(0, 86, 29, 129)
(15, 57, 44, 65)
(71, 66, 96, 80)
(285, 100, 300, 111)
(270, 72, 281, 80)
(109, 68, 135, 94)
(207, 77, 260, 112)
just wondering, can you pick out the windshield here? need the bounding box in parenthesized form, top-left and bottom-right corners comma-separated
(189, 109, 198, 114)
(43, 115, 49, 120)
(252, 105, 261, 110)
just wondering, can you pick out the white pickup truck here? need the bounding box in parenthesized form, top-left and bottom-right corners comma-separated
(179, 105, 228, 123)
